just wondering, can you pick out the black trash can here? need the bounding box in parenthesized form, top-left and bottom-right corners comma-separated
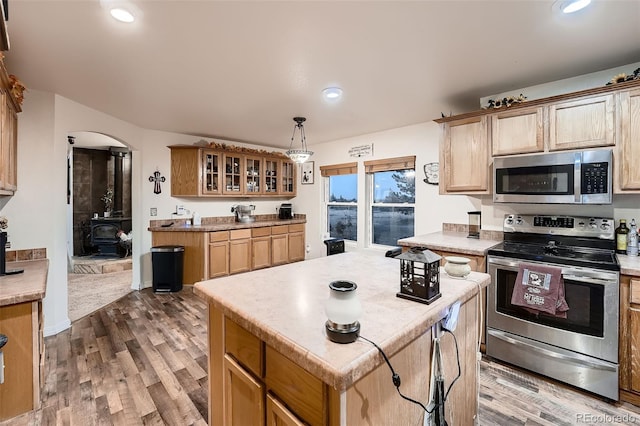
(151, 245, 184, 292)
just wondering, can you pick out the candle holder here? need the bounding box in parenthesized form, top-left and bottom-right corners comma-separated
(324, 280, 361, 344)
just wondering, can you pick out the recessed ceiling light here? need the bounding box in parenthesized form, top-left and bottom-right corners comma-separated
(322, 87, 343, 101)
(110, 7, 135, 23)
(560, 0, 591, 14)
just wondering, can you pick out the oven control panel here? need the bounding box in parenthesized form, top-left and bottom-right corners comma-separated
(503, 214, 614, 239)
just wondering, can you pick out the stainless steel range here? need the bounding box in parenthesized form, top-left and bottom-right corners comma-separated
(486, 214, 620, 400)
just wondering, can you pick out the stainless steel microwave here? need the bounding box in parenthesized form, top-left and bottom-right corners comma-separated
(493, 148, 612, 204)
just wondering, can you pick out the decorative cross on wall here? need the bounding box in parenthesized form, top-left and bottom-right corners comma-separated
(149, 169, 166, 194)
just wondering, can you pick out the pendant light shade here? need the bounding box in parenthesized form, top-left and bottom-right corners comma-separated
(286, 117, 313, 164)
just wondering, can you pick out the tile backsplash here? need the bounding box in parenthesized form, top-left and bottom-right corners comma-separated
(7, 248, 47, 262)
(442, 223, 503, 241)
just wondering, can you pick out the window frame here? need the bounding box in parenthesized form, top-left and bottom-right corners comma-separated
(321, 163, 358, 242)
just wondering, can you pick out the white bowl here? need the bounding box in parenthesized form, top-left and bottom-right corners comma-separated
(444, 256, 471, 277)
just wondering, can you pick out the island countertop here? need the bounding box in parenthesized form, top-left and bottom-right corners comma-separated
(397, 231, 501, 256)
(0, 259, 49, 306)
(194, 250, 489, 391)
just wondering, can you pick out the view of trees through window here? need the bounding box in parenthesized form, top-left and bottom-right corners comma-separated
(328, 174, 357, 240)
(371, 170, 415, 246)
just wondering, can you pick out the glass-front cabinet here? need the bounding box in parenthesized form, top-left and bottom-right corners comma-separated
(281, 161, 296, 196)
(223, 153, 243, 195)
(245, 156, 262, 194)
(265, 158, 279, 194)
(169, 145, 296, 198)
(202, 150, 221, 195)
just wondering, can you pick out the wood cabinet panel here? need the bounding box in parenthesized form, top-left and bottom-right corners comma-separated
(491, 106, 544, 156)
(225, 318, 263, 378)
(223, 354, 265, 426)
(440, 116, 490, 193)
(208, 241, 229, 278)
(0, 302, 35, 421)
(548, 94, 615, 151)
(271, 234, 289, 266)
(266, 393, 305, 426)
(170, 147, 201, 196)
(288, 232, 305, 263)
(209, 230, 229, 243)
(229, 238, 251, 275)
(618, 88, 640, 191)
(266, 346, 324, 426)
(152, 231, 206, 285)
(631, 306, 640, 393)
(252, 236, 272, 270)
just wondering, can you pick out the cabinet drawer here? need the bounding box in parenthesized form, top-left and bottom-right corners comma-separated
(252, 227, 271, 238)
(271, 225, 288, 235)
(225, 318, 263, 378)
(210, 231, 229, 243)
(631, 279, 640, 305)
(288, 223, 304, 233)
(266, 346, 323, 426)
(230, 229, 251, 240)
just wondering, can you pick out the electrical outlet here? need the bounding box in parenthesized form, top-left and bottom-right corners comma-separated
(150, 207, 157, 216)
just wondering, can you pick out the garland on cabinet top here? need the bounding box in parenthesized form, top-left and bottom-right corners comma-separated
(483, 93, 527, 110)
(606, 68, 640, 86)
(192, 139, 290, 159)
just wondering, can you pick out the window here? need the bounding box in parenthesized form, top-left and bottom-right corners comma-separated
(321, 163, 358, 241)
(365, 156, 415, 246)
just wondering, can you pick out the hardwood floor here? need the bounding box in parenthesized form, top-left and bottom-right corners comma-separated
(2, 287, 639, 425)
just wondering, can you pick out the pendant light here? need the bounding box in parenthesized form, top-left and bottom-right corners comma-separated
(286, 117, 313, 164)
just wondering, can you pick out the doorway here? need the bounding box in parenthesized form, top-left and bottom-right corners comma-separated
(66, 131, 134, 321)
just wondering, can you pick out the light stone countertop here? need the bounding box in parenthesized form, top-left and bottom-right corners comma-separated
(193, 250, 489, 391)
(0, 259, 48, 306)
(617, 254, 640, 276)
(148, 217, 306, 232)
(397, 231, 502, 256)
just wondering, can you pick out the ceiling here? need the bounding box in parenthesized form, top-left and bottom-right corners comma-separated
(4, 1, 640, 149)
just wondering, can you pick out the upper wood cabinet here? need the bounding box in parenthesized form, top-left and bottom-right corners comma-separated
(0, 56, 23, 196)
(491, 106, 544, 156)
(617, 87, 640, 192)
(169, 144, 296, 198)
(439, 115, 490, 194)
(548, 94, 615, 151)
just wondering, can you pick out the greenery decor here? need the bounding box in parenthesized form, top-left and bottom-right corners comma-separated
(484, 93, 527, 109)
(101, 187, 114, 213)
(606, 68, 640, 86)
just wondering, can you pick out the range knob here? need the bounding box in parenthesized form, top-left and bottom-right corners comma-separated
(600, 222, 611, 231)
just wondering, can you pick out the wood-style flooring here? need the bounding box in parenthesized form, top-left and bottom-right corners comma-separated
(2, 287, 640, 425)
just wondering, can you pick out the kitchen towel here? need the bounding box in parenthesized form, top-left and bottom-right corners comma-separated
(510, 263, 569, 318)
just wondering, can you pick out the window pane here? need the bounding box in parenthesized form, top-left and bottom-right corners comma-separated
(330, 175, 357, 202)
(328, 206, 357, 240)
(373, 170, 415, 203)
(372, 206, 414, 246)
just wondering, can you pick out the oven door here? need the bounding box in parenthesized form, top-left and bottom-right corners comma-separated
(487, 256, 618, 363)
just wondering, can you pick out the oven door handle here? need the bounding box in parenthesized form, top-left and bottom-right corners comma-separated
(561, 274, 617, 285)
(488, 329, 617, 371)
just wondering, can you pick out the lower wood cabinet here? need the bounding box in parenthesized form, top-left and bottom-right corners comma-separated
(288, 224, 305, 262)
(252, 227, 272, 270)
(266, 393, 305, 426)
(619, 275, 640, 404)
(223, 354, 264, 426)
(229, 229, 251, 275)
(209, 231, 229, 278)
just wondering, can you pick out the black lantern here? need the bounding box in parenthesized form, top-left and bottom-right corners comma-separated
(396, 247, 441, 304)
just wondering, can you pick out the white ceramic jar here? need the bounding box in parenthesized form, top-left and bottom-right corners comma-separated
(444, 256, 472, 278)
(325, 280, 361, 326)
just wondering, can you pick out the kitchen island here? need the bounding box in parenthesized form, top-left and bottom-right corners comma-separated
(194, 250, 489, 425)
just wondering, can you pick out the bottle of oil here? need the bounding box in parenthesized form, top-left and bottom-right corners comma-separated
(616, 219, 629, 254)
(628, 219, 638, 256)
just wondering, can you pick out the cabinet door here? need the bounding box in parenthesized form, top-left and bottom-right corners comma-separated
(280, 161, 296, 196)
(252, 236, 272, 270)
(271, 234, 289, 266)
(548, 94, 615, 151)
(224, 354, 265, 426)
(288, 232, 305, 263)
(618, 88, 640, 191)
(264, 158, 280, 194)
(229, 235, 251, 274)
(440, 116, 490, 193)
(245, 156, 263, 194)
(223, 153, 244, 195)
(630, 306, 640, 393)
(209, 241, 229, 278)
(202, 150, 222, 195)
(170, 147, 201, 196)
(491, 107, 544, 156)
(266, 393, 305, 426)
